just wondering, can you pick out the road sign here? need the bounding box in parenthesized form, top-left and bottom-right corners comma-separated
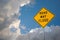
(34, 8, 54, 28)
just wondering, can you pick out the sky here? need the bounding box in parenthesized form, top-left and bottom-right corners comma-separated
(0, 0, 60, 40)
(20, 0, 60, 34)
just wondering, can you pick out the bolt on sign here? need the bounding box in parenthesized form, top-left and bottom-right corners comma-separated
(34, 8, 55, 28)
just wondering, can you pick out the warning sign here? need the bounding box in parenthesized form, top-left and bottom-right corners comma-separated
(34, 8, 54, 28)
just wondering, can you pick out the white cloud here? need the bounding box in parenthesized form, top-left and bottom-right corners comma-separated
(9, 20, 21, 35)
(0, 27, 20, 40)
(0, 0, 30, 30)
(17, 26, 60, 40)
(20, 25, 26, 30)
(29, 26, 51, 33)
(0, 24, 60, 40)
(0, 0, 30, 40)
(20, 0, 30, 7)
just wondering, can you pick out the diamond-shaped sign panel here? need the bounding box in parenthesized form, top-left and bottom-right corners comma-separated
(34, 8, 54, 28)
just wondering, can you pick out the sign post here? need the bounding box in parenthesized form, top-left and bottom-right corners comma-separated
(34, 8, 55, 40)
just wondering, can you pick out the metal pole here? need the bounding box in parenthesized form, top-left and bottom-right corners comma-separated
(44, 29, 45, 40)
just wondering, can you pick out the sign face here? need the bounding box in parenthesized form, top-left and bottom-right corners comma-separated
(34, 8, 54, 28)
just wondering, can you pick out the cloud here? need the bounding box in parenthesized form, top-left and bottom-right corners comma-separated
(20, 25, 26, 30)
(20, 0, 30, 7)
(0, 0, 30, 40)
(9, 20, 21, 35)
(0, 26, 20, 40)
(0, 0, 30, 30)
(17, 26, 60, 40)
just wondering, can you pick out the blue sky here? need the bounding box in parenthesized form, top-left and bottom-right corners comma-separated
(19, 0, 60, 34)
(1, 0, 60, 40)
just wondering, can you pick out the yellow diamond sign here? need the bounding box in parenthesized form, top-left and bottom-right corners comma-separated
(34, 8, 54, 28)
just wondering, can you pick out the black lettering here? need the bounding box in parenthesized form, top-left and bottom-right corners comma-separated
(38, 19, 48, 22)
(39, 11, 47, 14)
(40, 15, 46, 18)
